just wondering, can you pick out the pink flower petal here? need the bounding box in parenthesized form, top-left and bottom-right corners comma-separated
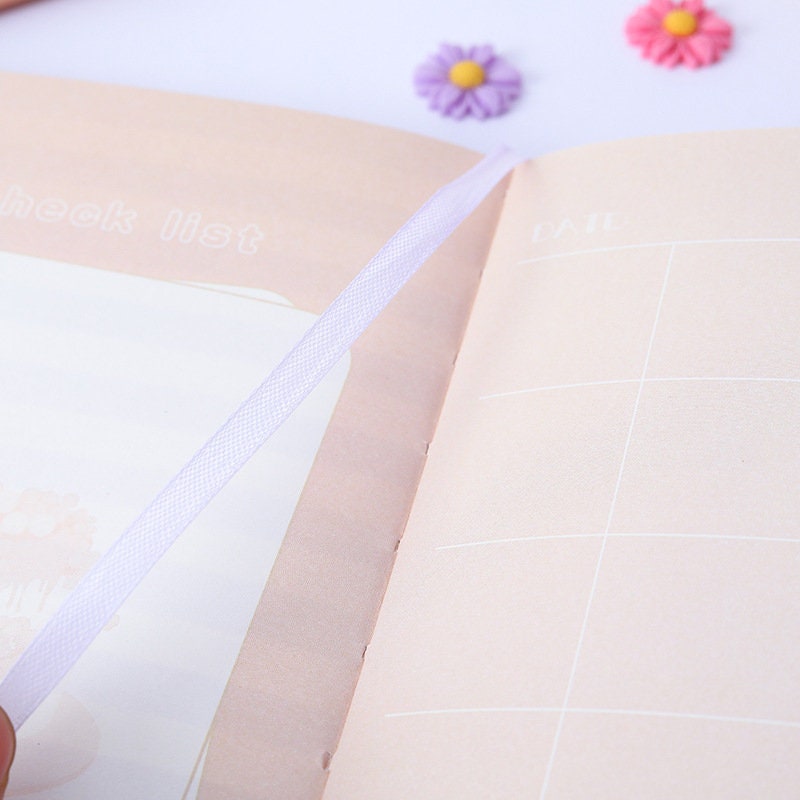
(625, 11, 663, 42)
(650, 0, 675, 16)
(661, 48, 684, 67)
(676, 39, 701, 68)
(699, 13, 732, 35)
(685, 33, 718, 65)
(626, 28, 655, 45)
(645, 30, 679, 62)
(626, 8, 662, 32)
(625, 0, 733, 68)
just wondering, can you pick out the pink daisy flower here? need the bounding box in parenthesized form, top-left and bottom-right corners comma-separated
(414, 44, 522, 120)
(625, 0, 733, 68)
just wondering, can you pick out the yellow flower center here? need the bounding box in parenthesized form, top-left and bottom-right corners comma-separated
(448, 60, 486, 89)
(662, 9, 698, 36)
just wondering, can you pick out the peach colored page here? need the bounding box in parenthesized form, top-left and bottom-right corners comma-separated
(0, 73, 506, 798)
(324, 129, 800, 798)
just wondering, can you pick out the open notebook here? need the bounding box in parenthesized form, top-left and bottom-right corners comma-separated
(0, 72, 797, 798)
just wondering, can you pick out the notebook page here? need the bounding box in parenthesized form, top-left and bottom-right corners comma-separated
(0, 72, 506, 798)
(325, 129, 800, 798)
(0, 253, 348, 797)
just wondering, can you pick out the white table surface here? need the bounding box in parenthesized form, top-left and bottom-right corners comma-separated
(0, 0, 797, 158)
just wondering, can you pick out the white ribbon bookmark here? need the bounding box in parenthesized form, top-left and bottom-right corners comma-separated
(0, 147, 522, 729)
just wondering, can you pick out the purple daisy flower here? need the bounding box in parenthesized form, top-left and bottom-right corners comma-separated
(414, 44, 522, 120)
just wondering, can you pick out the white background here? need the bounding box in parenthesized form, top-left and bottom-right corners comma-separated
(0, 0, 797, 157)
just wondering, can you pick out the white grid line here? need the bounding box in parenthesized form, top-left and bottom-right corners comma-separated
(376, 235, 799, 782)
(480, 376, 800, 402)
(538, 245, 675, 799)
(517, 237, 800, 265)
(384, 706, 800, 731)
(435, 532, 800, 551)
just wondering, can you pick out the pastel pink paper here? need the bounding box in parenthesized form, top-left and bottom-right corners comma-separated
(625, 0, 732, 68)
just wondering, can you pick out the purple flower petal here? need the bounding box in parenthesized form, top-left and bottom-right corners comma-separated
(414, 43, 522, 119)
(465, 93, 491, 120)
(472, 84, 505, 116)
(414, 64, 449, 93)
(431, 82, 464, 113)
(437, 43, 465, 65)
(448, 94, 471, 119)
(467, 44, 495, 66)
(485, 60, 522, 87)
(415, 59, 448, 76)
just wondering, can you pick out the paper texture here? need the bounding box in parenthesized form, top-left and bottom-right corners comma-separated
(325, 130, 800, 798)
(0, 73, 505, 797)
(1, 253, 348, 797)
